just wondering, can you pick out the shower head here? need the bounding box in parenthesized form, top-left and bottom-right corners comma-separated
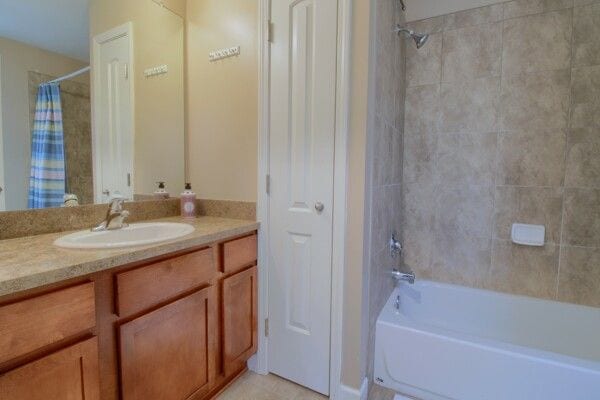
(395, 26, 430, 49)
(411, 32, 430, 49)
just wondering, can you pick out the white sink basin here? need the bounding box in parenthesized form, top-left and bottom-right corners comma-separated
(54, 222, 195, 249)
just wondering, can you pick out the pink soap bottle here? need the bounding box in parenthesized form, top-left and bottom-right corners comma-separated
(180, 183, 197, 218)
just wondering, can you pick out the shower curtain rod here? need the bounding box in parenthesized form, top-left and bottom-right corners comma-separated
(44, 66, 91, 85)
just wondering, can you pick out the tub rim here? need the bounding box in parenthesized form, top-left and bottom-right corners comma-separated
(378, 280, 600, 373)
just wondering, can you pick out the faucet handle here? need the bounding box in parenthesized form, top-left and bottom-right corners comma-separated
(109, 197, 126, 212)
(390, 232, 402, 258)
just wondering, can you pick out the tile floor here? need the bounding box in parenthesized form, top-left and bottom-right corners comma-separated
(215, 371, 403, 399)
(216, 371, 328, 400)
(368, 384, 396, 400)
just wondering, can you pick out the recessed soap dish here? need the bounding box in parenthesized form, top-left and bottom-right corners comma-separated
(511, 223, 545, 246)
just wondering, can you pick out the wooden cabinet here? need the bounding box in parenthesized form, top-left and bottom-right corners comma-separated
(0, 337, 100, 400)
(115, 248, 215, 317)
(222, 266, 258, 376)
(0, 231, 258, 400)
(222, 234, 257, 274)
(119, 287, 216, 400)
(0, 282, 96, 364)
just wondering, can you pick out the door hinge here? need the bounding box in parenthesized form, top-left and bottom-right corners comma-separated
(123, 63, 129, 79)
(267, 21, 274, 43)
(127, 173, 131, 187)
(266, 174, 271, 195)
(264, 318, 269, 337)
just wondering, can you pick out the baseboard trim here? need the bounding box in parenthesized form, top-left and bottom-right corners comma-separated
(337, 378, 369, 400)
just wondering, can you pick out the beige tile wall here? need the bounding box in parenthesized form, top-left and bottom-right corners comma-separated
(402, 0, 600, 308)
(365, 0, 407, 381)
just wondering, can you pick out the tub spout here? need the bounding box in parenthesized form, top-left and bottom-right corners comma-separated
(390, 269, 415, 284)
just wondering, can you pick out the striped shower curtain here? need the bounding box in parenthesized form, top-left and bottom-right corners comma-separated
(28, 83, 66, 209)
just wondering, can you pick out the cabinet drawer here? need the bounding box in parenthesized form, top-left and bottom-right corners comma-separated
(0, 337, 100, 400)
(0, 282, 96, 364)
(222, 234, 257, 274)
(116, 247, 215, 316)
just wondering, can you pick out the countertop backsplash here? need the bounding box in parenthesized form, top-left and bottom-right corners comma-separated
(0, 199, 256, 240)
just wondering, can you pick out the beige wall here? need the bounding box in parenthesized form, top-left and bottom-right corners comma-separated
(402, 1, 600, 308)
(185, 0, 258, 201)
(0, 37, 88, 211)
(341, 0, 371, 390)
(90, 0, 185, 196)
(161, 0, 187, 17)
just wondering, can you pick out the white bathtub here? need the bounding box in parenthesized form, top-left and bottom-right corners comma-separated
(374, 280, 600, 400)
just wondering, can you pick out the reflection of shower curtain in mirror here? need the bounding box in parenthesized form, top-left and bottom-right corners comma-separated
(28, 83, 66, 209)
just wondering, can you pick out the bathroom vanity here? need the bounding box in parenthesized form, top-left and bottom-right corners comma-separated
(0, 217, 259, 400)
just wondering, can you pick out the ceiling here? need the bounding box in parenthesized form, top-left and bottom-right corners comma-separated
(0, 0, 89, 62)
(404, 0, 505, 22)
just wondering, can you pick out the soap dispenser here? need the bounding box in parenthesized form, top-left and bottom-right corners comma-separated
(154, 182, 170, 200)
(180, 183, 197, 218)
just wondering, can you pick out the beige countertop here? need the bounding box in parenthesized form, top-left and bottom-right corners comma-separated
(0, 216, 259, 297)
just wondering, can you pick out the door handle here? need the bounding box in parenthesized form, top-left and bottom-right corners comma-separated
(315, 202, 324, 213)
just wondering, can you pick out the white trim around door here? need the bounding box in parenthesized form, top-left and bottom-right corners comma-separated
(252, 0, 353, 398)
(330, 0, 353, 397)
(247, 0, 271, 375)
(0, 53, 5, 211)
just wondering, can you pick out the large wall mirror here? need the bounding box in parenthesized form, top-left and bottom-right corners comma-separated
(0, 0, 185, 212)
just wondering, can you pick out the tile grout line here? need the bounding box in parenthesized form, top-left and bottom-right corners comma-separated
(555, 5, 577, 301)
(488, 3, 506, 287)
(430, 14, 445, 269)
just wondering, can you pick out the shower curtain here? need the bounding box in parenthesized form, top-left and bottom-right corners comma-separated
(28, 83, 66, 209)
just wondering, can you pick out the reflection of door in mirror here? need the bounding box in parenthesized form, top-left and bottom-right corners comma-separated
(0, 53, 4, 211)
(93, 24, 134, 204)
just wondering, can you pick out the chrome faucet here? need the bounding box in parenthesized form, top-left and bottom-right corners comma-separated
(92, 198, 130, 231)
(390, 268, 415, 284)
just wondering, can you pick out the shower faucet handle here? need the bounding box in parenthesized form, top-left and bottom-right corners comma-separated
(390, 232, 402, 258)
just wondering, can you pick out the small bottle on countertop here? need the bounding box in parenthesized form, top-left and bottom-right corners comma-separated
(180, 183, 196, 218)
(154, 181, 170, 200)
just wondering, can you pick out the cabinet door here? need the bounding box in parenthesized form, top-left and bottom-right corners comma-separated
(119, 287, 216, 400)
(0, 337, 100, 400)
(222, 266, 258, 376)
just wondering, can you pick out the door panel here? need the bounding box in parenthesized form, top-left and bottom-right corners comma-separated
(119, 287, 216, 400)
(0, 337, 100, 400)
(222, 266, 258, 376)
(268, 0, 338, 395)
(94, 30, 133, 203)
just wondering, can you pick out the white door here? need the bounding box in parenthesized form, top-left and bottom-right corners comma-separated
(93, 26, 133, 203)
(0, 53, 5, 211)
(268, 0, 338, 395)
